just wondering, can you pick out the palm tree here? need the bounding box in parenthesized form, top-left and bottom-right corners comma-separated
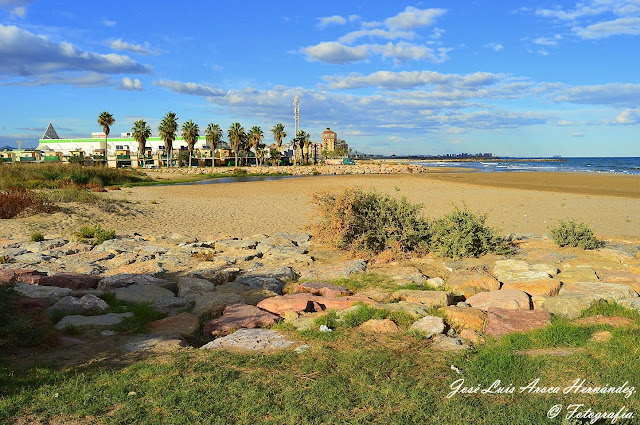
(205, 123, 223, 167)
(228, 122, 245, 167)
(158, 112, 178, 167)
(132, 119, 151, 167)
(248, 126, 264, 166)
(271, 123, 286, 151)
(181, 120, 200, 167)
(256, 143, 268, 166)
(97, 111, 115, 156)
(292, 130, 309, 165)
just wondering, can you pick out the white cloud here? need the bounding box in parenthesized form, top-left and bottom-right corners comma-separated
(0, 25, 152, 77)
(486, 42, 504, 51)
(384, 7, 446, 30)
(153, 79, 225, 97)
(536, 0, 640, 21)
(121, 77, 142, 90)
(0, 0, 31, 17)
(574, 16, 640, 38)
(339, 29, 415, 44)
(1, 71, 113, 87)
(102, 18, 116, 27)
(532, 36, 559, 45)
(108, 39, 158, 55)
(317, 15, 347, 29)
(304, 41, 447, 64)
(552, 83, 640, 107)
(370, 42, 449, 64)
(322, 70, 503, 90)
(303, 42, 369, 64)
(614, 108, 640, 123)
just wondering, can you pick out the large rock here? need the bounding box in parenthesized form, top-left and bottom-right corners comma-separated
(300, 259, 367, 280)
(149, 297, 192, 315)
(466, 289, 531, 311)
(295, 281, 351, 297)
(374, 266, 427, 285)
(47, 294, 108, 315)
(256, 293, 375, 315)
(104, 261, 166, 277)
(39, 273, 101, 290)
(618, 298, 640, 312)
(539, 294, 602, 319)
(494, 260, 558, 282)
(121, 335, 187, 352)
(445, 270, 501, 298)
(189, 267, 241, 285)
(233, 275, 285, 294)
(177, 276, 217, 299)
(557, 267, 600, 284)
(597, 270, 640, 294)
(430, 335, 470, 351)
(201, 328, 295, 351)
(193, 292, 245, 317)
(98, 274, 172, 291)
(115, 285, 175, 304)
(239, 289, 278, 305)
(360, 319, 401, 334)
(409, 316, 445, 337)
(442, 306, 487, 332)
(501, 278, 562, 296)
(54, 312, 134, 329)
(14, 282, 72, 303)
(378, 301, 433, 319)
(485, 308, 551, 337)
(0, 269, 47, 285)
(203, 304, 279, 336)
(559, 281, 638, 300)
(391, 290, 453, 308)
(214, 238, 259, 251)
(149, 313, 200, 338)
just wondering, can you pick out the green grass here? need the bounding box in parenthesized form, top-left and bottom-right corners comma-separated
(127, 169, 291, 187)
(29, 231, 44, 242)
(73, 224, 116, 245)
(99, 293, 166, 334)
(330, 272, 440, 294)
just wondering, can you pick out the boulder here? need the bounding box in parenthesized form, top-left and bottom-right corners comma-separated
(0, 269, 47, 286)
(233, 275, 285, 294)
(430, 335, 470, 351)
(121, 335, 187, 352)
(98, 274, 172, 291)
(618, 298, 640, 312)
(115, 285, 175, 304)
(14, 282, 72, 303)
(557, 267, 599, 284)
(391, 290, 453, 308)
(295, 281, 351, 297)
(201, 328, 295, 351)
(256, 293, 375, 315)
(104, 261, 166, 277)
(559, 281, 638, 300)
(460, 329, 484, 345)
(442, 306, 487, 333)
(374, 265, 427, 285)
(38, 273, 101, 290)
(445, 270, 501, 298)
(378, 301, 433, 319)
(214, 238, 259, 251)
(466, 290, 531, 311)
(300, 259, 367, 280)
(501, 278, 562, 296)
(177, 276, 217, 299)
(239, 289, 278, 305)
(193, 292, 245, 317)
(484, 308, 551, 337)
(54, 312, 134, 329)
(47, 294, 108, 315)
(409, 316, 446, 337)
(494, 260, 558, 282)
(597, 270, 640, 294)
(360, 319, 401, 334)
(539, 294, 602, 319)
(149, 313, 200, 338)
(189, 267, 241, 285)
(203, 304, 279, 336)
(149, 297, 192, 315)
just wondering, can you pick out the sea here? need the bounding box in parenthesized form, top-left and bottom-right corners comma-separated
(415, 157, 640, 175)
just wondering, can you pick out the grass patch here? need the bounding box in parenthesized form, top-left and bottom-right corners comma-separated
(99, 293, 165, 334)
(550, 219, 602, 249)
(579, 300, 640, 321)
(330, 272, 439, 294)
(73, 224, 116, 245)
(29, 231, 45, 242)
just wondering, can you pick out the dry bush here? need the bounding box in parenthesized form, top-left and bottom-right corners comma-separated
(0, 189, 53, 219)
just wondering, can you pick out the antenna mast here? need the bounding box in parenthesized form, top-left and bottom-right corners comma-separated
(293, 96, 299, 135)
(16, 140, 23, 150)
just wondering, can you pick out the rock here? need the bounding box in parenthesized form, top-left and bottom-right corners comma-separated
(149, 313, 200, 338)
(14, 282, 72, 303)
(557, 267, 599, 283)
(430, 335, 470, 351)
(214, 238, 258, 251)
(378, 301, 433, 319)
(190, 267, 241, 285)
(38, 273, 102, 290)
(13, 252, 52, 263)
(22, 238, 68, 253)
(256, 293, 375, 315)
(466, 290, 531, 311)
(295, 281, 351, 297)
(54, 312, 134, 329)
(573, 315, 635, 328)
(494, 260, 558, 282)
(501, 278, 562, 296)
(590, 331, 612, 342)
(202, 304, 279, 336)
(409, 316, 445, 337)
(391, 290, 453, 308)
(177, 276, 217, 299)
(45, 242, 93, 256)
(374, 265, 427, 285)
(539, 294, 602, 319)
(98, 274, 172, 291)
(427, 277, 445, 288)
(618, 298, 640, 312)
(193, 292, 245, 317)
(484, 308, 551, 337)
(104, 261, 166, 277)
(239, 289, 278, 305)
(47, 294, 108, 315)
(294, 345, 311, 353)
(442, 306, 487, 332)
(283, 311, 323, 331)
(516, 348, 587, 357)
(201, 328, 295, 351)
(215, 282, 250, 294)
(13, 298, 50, 309)
(531, 294, 549, 309)
(149, 297, 191, 315)
(559, 281, 638, 300)
(115, 285, 175, 304)
(460, 329, 484, 345)
(121, 335, 187, 352)
(0, 269, 47, 286)
(233, 275, 285, 294)
(597, 270, 640, 294)
(445, 270, 501, 298)
(300, 259, 367, 280)
(360, 319, 401, 333)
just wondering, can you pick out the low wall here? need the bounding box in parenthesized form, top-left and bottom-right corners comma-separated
(149, 163, 429, 176)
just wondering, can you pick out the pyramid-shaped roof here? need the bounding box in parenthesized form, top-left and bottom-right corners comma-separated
(42, 123, 59, 139)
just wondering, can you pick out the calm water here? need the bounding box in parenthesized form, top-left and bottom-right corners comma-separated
(416, 157, 640, 175)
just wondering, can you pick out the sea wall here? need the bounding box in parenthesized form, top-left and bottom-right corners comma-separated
(151, 163, 429, 176)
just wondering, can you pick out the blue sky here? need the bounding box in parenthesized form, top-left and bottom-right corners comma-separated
(1, 0, 639, 156)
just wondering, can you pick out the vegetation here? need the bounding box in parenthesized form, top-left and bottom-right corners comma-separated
(132, 119, 152, 165)
(228, 122, 245, 168)
(158, 112, 178, 166)
(182, 120, 200, 167)
(248, 126, 264, 165)
(0, 189, 52, 219)
(29, 231, 45, 242)
(97, 111, 115, 151)
(73, 224, 116, 245)
(204, 123, 223, 167)
(271, 123, 287, 151)
(550, 219, 602, 249)
(0, 288, 58, 349)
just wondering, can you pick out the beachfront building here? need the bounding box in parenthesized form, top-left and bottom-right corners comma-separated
(321, 128, 348, 156)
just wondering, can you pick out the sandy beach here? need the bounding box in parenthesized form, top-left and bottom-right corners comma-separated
(3, 171, 640, 241)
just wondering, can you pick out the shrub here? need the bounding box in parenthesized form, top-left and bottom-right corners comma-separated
(30, 231, 45, 242)
(430, 205, 512, 259)
(74, 224, 116, 245)
(309, 188, 431, 254)
(550, 219, 601, 249)
(0, 189, 53, 219)
(231, 168, 248, 177)
(0, 288, 58, 349)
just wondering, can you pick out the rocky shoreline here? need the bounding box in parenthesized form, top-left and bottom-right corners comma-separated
(2, 232, 640, 355)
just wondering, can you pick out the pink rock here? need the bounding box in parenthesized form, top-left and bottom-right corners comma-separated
(360, 319, 401, 333)
(149, 313, 201, 338)
(39, 273, 101, 290)
(203, 304, 279, 336)
(256, 293, 375, 315)
(0, 269, 47, 286)
(466, 289, 531, 311)
(485, 308, 551, 337)
(295, 281, 351, 297)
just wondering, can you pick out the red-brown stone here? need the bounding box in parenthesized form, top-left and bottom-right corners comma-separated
(484, 307, 551, 337)
(0, 269, 47, 286)
(295, 281, 351, 297)
(203, 304, 279, 336)
(256, 293, 375, 315)
(39, 273, 101, 290)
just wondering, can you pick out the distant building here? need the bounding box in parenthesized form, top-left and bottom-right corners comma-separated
(321, 128, 348, 153)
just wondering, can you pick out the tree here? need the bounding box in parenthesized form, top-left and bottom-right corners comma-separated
(97, 111, 115, 157)
(132, 119, 151, 167)
(292, 130, 310, 165)
(269, 148, 281, 166)
(205, 123, 223, 167)
(248, 126, 264, 166)
(256, 143, 268, 166)
(228, 122, 245, 167)
(271, 123, 287, 151)
(158, 112, 178, 167)
(181, 120, 200, 167)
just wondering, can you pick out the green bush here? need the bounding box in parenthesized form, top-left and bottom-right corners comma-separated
(30, 231, 45, 242)
(74, 224, 116, 245)
(309, 188, 431, 254)
(550, 219, 601, 249)
(430, 205, 512, 258)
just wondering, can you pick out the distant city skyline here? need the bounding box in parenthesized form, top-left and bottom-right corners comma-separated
(1, 0, 639, 156)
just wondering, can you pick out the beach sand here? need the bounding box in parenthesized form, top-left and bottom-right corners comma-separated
(3, 171, 640, 241)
